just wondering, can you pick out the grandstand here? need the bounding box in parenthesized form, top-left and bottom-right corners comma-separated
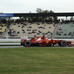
(3, 22, 55, 38)
(0, 13, 74, 39)
(0, 24, 7, 36)
(1, 22, 74, 39)
(53, 22, 74, 39)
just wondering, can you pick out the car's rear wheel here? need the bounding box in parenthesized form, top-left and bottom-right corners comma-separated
(58, 40, 67, 47)
(47, 42, 52, 47)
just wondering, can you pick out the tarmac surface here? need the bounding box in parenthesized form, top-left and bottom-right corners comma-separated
(0, 43, 20, 45)
(0, 46, 24, 48)
(0, 46, 74, 48)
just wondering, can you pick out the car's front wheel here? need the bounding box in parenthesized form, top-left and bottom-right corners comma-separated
(24, 40, 31, 47)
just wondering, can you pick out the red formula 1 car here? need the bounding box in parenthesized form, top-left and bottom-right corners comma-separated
(21, 36, 73, 47)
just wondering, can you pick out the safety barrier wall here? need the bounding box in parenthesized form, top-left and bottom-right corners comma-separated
(0, 39, 20, 42)
(0, 39, 74, 42)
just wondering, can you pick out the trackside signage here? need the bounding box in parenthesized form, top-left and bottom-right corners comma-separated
(0, 13, 13, 17)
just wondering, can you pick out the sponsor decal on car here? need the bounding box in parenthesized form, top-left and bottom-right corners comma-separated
(35, 38, 37, 40)
(46, 41, 49, 43)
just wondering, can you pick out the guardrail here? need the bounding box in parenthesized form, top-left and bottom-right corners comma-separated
(0, 39, 74, 42)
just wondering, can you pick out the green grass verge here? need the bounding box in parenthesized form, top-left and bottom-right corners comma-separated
(0, 47, 74, 74)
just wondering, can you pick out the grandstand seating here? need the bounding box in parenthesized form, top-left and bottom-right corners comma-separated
(0, 24, 7, 37)
(3, 22, 55, 38)
(2, 21, 74, 39)
(54, 23, 74, 38)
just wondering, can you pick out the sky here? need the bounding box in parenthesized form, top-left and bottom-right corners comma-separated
(0, 0, 74, 13)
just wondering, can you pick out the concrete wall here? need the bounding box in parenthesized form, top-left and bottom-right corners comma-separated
(0, 39, 20, 42)
(0, 39, 74, 42)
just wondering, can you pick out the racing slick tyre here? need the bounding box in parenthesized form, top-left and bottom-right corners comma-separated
(48, 44, 52, 47)
(58, 40, 67, 47)
(24, 40, 31, 47)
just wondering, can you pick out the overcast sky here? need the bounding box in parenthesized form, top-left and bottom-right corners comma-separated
(0, 0, 74, 13)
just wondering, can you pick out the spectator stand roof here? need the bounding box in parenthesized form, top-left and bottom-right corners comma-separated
(0, 13, 74, 17)
(0, 13, 13, 17)
(14, 13, 74, 17)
